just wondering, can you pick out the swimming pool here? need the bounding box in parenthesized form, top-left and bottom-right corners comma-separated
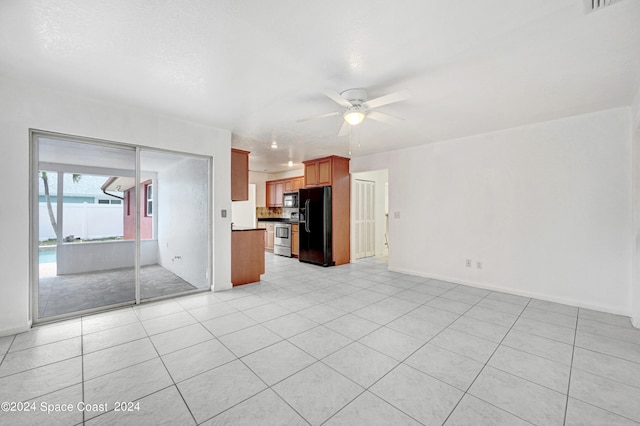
(39, 247, 56, 264)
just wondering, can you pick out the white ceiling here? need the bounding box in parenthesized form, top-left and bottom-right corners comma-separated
(2, 0, 639, 172)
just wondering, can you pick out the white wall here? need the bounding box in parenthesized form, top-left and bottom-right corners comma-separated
(350, 169, 389, 259)
(232, 184, 257, 228)
(39, 203, 124, 241)
(57, 240, 157, 274)
(157, 157, 211, 289)
(352, 108, 633, 317)
(249, 171, 269, 207)
(632, 87, 640, 327)
(0, 76, 231, 336)
(270, 168, 304, 180)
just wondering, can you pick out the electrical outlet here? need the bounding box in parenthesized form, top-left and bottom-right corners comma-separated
(477, 261, 482, 269)
(465, 259, 471, 267)
(221, 209, 227, 218)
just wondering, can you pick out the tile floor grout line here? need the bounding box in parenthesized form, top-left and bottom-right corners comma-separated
(562, 308, 580, 425)
(573, 327, 640, 348)
(571, 339, 640, 367)
(139, 309, 201, 425)
(241, 356, 313, 425)
(0, 335, 17, 369)
(565, 394, 640, 425)
(322, 286, 497, 424)
(440, 297, 534, 426)
(198, 327, 313, 425)
(12, 255, 640, 424)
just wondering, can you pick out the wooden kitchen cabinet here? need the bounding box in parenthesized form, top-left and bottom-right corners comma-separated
(231, 229, 265, 285)
(265, 175, 304, 207)
(266, 182, 275, 207)
(258, 221, 275, 251)
(302, 155, 351, 266)
(231, 148, 250, 201)
(291, 223, 299, 257)
(274, 182, 283, 206)
(266, 182, 283, 207)
(304, 162, 318, 186)
(304, 156, 335, 187)
(317, 158, 332, 185)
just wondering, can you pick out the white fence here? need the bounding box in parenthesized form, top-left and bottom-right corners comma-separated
(39, 203, 124, 241)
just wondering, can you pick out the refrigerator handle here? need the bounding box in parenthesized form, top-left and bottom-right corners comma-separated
(305, 199, 310, 233)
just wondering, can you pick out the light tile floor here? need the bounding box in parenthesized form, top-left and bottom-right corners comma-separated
(2, 253, 640, 425)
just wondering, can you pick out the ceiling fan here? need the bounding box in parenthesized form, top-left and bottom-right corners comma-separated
(298, 88, 409, 136)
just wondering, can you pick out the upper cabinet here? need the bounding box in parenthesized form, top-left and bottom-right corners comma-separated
(285, 178, 302, 192)
(266, 181, 284, 207)
(303, 156, 348, 187)
(231, 148, 250, 201)
(265, 176, 304, 207)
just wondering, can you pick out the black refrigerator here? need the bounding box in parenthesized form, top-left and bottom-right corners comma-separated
(298, 186, 333, 266)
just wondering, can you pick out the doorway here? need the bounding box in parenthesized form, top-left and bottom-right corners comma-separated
(350, 169, 389, 262)
(354, 179, 375, 259)
(31, 131, 212, 322)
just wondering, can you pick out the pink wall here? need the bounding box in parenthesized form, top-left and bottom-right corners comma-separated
(123, 180, 153, 240)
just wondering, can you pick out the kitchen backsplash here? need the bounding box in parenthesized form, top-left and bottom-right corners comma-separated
(256, 207, 282, 218)
(256, 207, 297, 219)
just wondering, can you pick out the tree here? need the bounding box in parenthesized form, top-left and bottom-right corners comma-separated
(40, 171, 81, 239)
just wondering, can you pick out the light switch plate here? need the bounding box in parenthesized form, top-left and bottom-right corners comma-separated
(221, 209, 227, 218)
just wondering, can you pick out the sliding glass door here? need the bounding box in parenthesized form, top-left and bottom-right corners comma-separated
(32, 132, 211, 322)
(139, 149, 210, 301)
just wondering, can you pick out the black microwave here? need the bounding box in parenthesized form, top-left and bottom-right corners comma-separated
(283, 192, 298, 208)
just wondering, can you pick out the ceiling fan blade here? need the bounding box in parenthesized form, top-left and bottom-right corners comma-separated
(338, 120, 350, 137)
(322, 89, 353, 108)
(362, 89, 410, 110)
(296, 111, 339, 122)
(367, 110, 405, 126)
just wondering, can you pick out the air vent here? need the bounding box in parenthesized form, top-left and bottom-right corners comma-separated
(584, 0, 625, 14)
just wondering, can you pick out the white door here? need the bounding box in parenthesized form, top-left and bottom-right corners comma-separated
(354, 179, 375, 259)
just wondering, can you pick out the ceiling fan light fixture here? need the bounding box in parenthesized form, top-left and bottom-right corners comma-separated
(271, 141, 278, 149)
(343, 107, 366, 126)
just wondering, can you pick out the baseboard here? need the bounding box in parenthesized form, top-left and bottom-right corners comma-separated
(0, 320, 32, 337)
(387, 266, 632, 319)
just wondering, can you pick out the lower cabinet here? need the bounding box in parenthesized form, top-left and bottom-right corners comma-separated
(231, 229, 265, 286)
(257, 221, 274, 251)
(291, 224, 299, 257)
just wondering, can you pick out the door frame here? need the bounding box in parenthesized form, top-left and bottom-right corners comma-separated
(30, 129, 213, 324)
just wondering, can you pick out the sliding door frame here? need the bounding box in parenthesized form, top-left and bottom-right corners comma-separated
(29, 129, 213, 324)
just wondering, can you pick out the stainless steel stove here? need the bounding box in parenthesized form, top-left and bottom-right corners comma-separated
(274, 222, 292, 257)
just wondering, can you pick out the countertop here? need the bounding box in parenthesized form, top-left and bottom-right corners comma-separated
(257, 218, 299, 224)
(232, 226, 264, 231)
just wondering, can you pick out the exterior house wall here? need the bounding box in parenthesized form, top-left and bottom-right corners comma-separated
(123, 180, 153, 240)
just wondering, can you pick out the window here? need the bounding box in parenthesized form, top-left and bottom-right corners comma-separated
(146, 184, 153, 216)
(99, 199, 122, 205)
